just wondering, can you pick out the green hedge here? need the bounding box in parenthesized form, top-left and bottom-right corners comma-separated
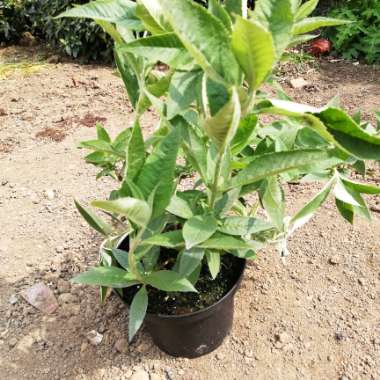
(0, 0, 114, 61)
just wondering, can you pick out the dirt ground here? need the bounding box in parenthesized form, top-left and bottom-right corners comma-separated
(0, 46, 379, 380)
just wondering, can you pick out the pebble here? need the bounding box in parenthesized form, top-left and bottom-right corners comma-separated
(328, 255, 340, 265)
(8, 337, 18, 348)
(9, 294, 18, 305)
(55, 246, 64, 253)
(340, 376, 349, 380)
(114, 338, 127, 353)
(57, 279, 70, 294)
(150, 374, 164, 380)
(45, 189, 55, 200)
(216, 352, 224, 360)
(58, 293, 76, 304)
(358, 278, 366, 286)
(276, 332, 291, 344)
(31, 195, 40, 204)
(80, 342, 88, 353)
(86, 330, 103, 346)
(130, 369, 150, 380)
(290, 77, 309, 89)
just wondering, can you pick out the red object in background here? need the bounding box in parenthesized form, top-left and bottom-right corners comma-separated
(309, 38, 332, 56)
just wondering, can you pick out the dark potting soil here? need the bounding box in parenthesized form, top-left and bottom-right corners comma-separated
(119, 244, 245, 316)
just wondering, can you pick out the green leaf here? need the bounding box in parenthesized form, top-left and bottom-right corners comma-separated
(219, 216, 272, 236)
(335, 199, 354, 224)
(341, 178, 380, 195)
(128, 286, 148, 342)
(112, 248, 130, 270)
(125, 121, 145, 180)
(291, 177, 335, 231)
(71, 266, 137, 288)
(114, 46, 140, 110)
(228, 149, 340, 189)
(205, 250, 220, 280)
(145, 270, 197, 292)
(252, 0, 294, 57)
(231, 114, 258, 155)
(317, 108, 380, 160)
(120, 33, 191, 68)
(138, 0, 172, 32)
(293, 17, 350, 35)
(203, 87, 241, 151)
(166, 194, 194, 219)
(259, 176, 284, 230)
(135, 3, 166, 34)
(136, 128, 180, 218)
(214, 187, 241, 216)
(224, 0, 247, 18)
(183, 214, 218, 249)
(167, 70, 202, 119)
(158, 0, 240, 85)
(288, 33, 319, 48)
(232, 17, 275, 90)
(333, 178, 363, 207)
(230, 249, 257, 259)
(142, 230, 184, 248)
(178, 248, 205, 277)
(96, 124, 111, 142)
(200, 232, 258, 251)
(208, 0, 232, 31)
(92, 197, 151, 227)
(74, 200, 113, 236)
(295, 0, 318, 21)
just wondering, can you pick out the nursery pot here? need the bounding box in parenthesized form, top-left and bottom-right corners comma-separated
(115, 238, 246, 358)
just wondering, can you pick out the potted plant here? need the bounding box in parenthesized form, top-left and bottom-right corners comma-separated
(60, 0, 380, 358)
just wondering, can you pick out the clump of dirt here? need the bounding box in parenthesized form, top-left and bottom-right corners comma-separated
(35, 114, 107, 142)
(0, 108, 7, 116)
(0, 140, 15, 153)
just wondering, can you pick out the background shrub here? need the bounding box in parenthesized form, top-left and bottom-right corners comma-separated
(320, 0, 380, 64)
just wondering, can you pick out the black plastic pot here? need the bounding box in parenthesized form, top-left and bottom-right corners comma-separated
(144, 259, 246, 358)
(115, 238, 246, 358)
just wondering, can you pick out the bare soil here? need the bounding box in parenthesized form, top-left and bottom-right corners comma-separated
(0, 46, 379, 380)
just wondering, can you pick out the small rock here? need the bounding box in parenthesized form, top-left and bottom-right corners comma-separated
(57, 279, 70, 294)
(80, 341, 88, 353)
(340, 376, 349, 380)
(114, 338, 127, 353)
(8, 337, 18, 348)
(58, 293, 76, 304)
(335, 332, 345, 342)
(31, 195, 40, 204)
(45, 189, 55, 200)
(47, 55, 60, 64)
(290, 77, 309, 89)
(245, 350, 254, 358)
(130, 369, 150, 380)
(21, 282, 58, 314)
(275, 332, 291, 344)
(1, 179, 8, 186)
(216, 352, 224, 360)
(86, 330, 103, 346)
(358, 278, 366, 286)
(328, 255, 340, 265)
(16, 335, 34, 352)
(150, 374, 164, 380)
(9, 294, 18, 305)
(55, 246, 64, 253)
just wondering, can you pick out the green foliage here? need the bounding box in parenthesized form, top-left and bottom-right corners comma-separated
(321, 0, 380, 64)
(62, 0, 380, 342)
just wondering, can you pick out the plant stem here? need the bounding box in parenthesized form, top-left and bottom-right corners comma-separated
(128, 228, 145, 283)
(209, 150, 224, 209)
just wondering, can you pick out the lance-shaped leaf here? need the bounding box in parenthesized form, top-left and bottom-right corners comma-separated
(219, 216, 272, 236)
(57, 0, 142, 30)
(71, 266, 138, 288)
(293, 17, 350, 35)
(291, 177, 335, 231)
(205, 250, 220, 280)
(96, 124, 111, 142)
(167, 70, 202, 119)
(119, 33, 191, 68)
(125, 121, 145, 181)
(341, 178, 380, 195)
(295, 0, 318, 21)
(334, 178, 363, 208)
(178, 248, 205, 277)
(167, 194, 194, 219)
(74, 200, 113, 236)
(157, 0, 240, 85)
(183, 214, 218, 249)
(232, 17, 275, 90)
(138, 0, 172, 32)
(259, 176, 285, 231)
(224, 0, 248, 18)
(228, 149, 340, 189)
(136, 128, 180, 218)
(142, 230, 184, 248)
(317, 108, 380, 160)
(92, 197, 151, 227)
(336, 199, 354, 224)
(112, 248, 130, 270)
(114, 46, 140, 110)
(199, 232, 260, 251)
(203, 87, 241, 151)
(252, 0, 294, 57)
(136, 3, 165, 34)
(145, 270, 197, 292)
(208, 0, 232, 31)
(128, 286, 148, 342)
